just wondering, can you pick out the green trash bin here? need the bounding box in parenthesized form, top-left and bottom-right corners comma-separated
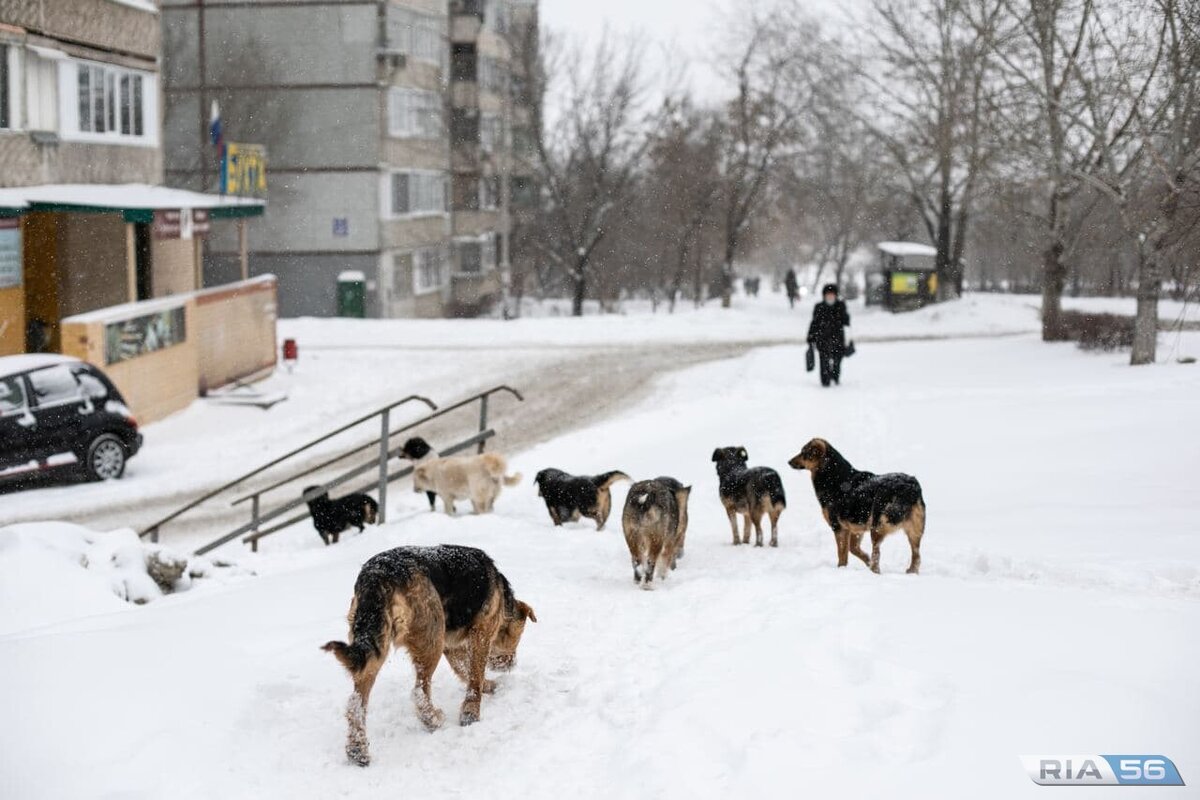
(336, 270, 366, 318)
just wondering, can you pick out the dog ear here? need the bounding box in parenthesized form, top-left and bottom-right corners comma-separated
(711, 448, 722, 462)
(518, 601, 538, 623)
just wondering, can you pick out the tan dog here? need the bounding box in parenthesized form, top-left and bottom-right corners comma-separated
(411, 452, 521, 514)
(323, 545, 536, 766)
(622, 477, 692, 589)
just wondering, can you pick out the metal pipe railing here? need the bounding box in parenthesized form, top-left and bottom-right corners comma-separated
(137, 394, 436, 541)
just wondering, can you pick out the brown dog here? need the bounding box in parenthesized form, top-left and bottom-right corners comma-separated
(622, 478, 692, 588)
(788, 438, 926, 574)
(323, 545, 537, 766)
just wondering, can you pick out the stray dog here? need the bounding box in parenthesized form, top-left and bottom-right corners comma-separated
(622, 478, 691, 588)
(787, 438, 926, 574)
(323, 545, 537, 766)
(711, 447, 787, 547)
(303, 486, 378, 545)
(400, 436, 521, 515)
(533, 468, 630, 530)
(652, 475, 690, 559)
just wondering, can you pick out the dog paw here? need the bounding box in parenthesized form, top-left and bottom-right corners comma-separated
(906, 567, 920, 575)
(346, 744, 371, 767)
(460, 708, 480, 726)
(481, 679, 497, 694)
(421, 708, 446, 732)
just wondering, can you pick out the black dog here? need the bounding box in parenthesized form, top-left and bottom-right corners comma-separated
(787, 438, 926, 574)
(533, 468, 630, 530)
(711, 446, 787, 547)
(303, 486, 379, 545)
(398, 436, 438, 510)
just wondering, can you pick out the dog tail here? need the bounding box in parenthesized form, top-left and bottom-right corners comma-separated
(322, 574, 392, 675)
(363, 496, 379, 525)
(764, 471, 787, 508)
(503, 472, 523, 487)
(592, 471, 631, 491)
(628, 488, 663, 524)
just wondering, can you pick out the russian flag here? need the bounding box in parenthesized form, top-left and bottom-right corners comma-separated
(209, 100, 222, 148)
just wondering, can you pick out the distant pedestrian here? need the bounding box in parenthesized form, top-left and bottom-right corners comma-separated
(784, 269, 799, 309)
(807, 283, 850, 387)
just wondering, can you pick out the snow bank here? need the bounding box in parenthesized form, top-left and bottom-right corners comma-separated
(0, 522, 247, 635)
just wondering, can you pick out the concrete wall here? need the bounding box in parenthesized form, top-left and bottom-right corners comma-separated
(56, 214, 128, 317)
(0, 137, 162, 187)
(206, 252, 378, 318)
(60, 297, 200, 424)
(151, 236, 197, 298)
(1, 0, 161, 59)
(193, 275, 277, 392)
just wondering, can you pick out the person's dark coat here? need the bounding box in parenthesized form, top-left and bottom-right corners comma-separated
(784, 270, 798, 297)
(807, 300, 850, 355)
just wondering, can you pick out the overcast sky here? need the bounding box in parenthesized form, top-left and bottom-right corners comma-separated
(538, 0, 863, 102)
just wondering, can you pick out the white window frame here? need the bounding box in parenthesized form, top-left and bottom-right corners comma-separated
(382, 169, 448, 220)
(24, 48, 60, 133)
(58, 57, 157, 147)
(0, 44, 17, 131)
(453, 233, 498, 275)
(412, 245, 448, 295)
(387, 87, 442, 140)
(479, 174, 500, 210)
(386, 7, 447, 69)
(479, 113, 502, 153)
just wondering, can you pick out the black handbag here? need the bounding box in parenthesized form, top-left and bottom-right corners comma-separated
(806, 344, 815, 372)
(845, 340, 856, 358)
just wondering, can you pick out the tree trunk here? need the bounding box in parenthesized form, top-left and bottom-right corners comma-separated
(1130, 250, 1161, 365)
(571, 270, 587, 317)
(1042, 236, 1068, 340)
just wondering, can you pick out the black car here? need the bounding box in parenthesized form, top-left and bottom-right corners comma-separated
(0, 355, 143, 482)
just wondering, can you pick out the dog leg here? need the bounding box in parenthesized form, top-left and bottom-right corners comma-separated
(768, 506, 781, 548)
(905, 527, 922, 574)
(869, 529, 884, 574)
(408, 637, 446, 732)
(446, 646, 496, 694)
(752, 503, 766, 547)
(848, 533, 871, 567)
(834, 528, 850, 567)
(345, 658, 384, 766)
(741, 513, 753, 545)
(631, 554, 643, 585)
(643, 541, 661, 589)
(331, 531, 340, 545)
(726, 507, 741, 545)
(319, 531, 330, 546)
(460, 624, 496, 725)
(444, 495, 456, 516)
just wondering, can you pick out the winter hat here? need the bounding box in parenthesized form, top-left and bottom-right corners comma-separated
(822, 283, 839, 296)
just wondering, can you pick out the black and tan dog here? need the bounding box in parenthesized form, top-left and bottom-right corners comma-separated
(303, 486, 379, 546)
(788, 438, 926, 574)
(622, 477, 691, 588)
(533, 468, 630, 530)
(712, 447, 787, 547)
(323, 545, 537, 766)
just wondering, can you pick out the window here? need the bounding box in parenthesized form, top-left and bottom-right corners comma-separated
(480, 114, 502, 152)
(450, 109, 479, 147)
(478, 56, 507, 94)
(385, 7, 446, 68)
(457, 240, 482, 274)
(388, 88, 442, 139)
(511, 175, 536, 207)
(389, 171, 447, 217)
(0, 375, 26, 414)
(25, 51, 58, 132)
(0, 45, 10, 130)
(451, 44, 477, 82)
(480, 175, 500, 210)
(72, 60, 150, 141)
(413, 246, 448, 294)
(72, 368, 110, 400)
(28, 367, 82, 407)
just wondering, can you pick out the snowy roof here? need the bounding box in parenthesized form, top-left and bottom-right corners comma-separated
(62, 295, 187, 325)
(0, 184, 265, 215)
(877, 241, 937, 257)
(0, 354, 79, 379)
(338, 270, 366, 283)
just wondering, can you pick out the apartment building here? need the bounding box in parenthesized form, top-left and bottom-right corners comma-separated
(162, 0, 539, 319)
(0, 0, 264, 356)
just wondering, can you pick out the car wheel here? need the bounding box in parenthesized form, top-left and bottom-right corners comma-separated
(85, 434, 127, 481)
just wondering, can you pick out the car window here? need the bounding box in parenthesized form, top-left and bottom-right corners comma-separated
(73, 369, 110, 400)
(0, 375, 27, 415)
(28, 366, 83, 406)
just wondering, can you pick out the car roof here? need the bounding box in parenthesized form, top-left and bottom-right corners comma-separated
(0, 354, 82, 380)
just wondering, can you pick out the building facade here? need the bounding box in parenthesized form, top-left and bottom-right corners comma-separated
(161, 0, 538, 319)
(0, 0, 263, 358)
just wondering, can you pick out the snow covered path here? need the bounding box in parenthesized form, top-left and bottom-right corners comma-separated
(1, 330, 1198, 799)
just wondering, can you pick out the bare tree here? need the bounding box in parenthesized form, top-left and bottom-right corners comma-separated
(862, 0, 1005, 299)
(528, 31, 648, 316)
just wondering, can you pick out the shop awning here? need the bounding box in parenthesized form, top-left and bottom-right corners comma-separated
(877, 241, 937, 258)
(0, 183, 265, 221)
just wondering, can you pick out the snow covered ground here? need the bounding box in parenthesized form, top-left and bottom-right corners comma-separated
(1, 297, 1197, 798)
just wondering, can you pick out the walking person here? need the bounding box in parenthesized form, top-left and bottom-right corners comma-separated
(807, 283, 850, 387)
(784, 269, 799, 309)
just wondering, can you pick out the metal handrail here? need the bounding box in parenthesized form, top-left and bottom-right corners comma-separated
(137, 394, 436, 540)
(229, 385, 524, 506)
(192, 385, 524, 556)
